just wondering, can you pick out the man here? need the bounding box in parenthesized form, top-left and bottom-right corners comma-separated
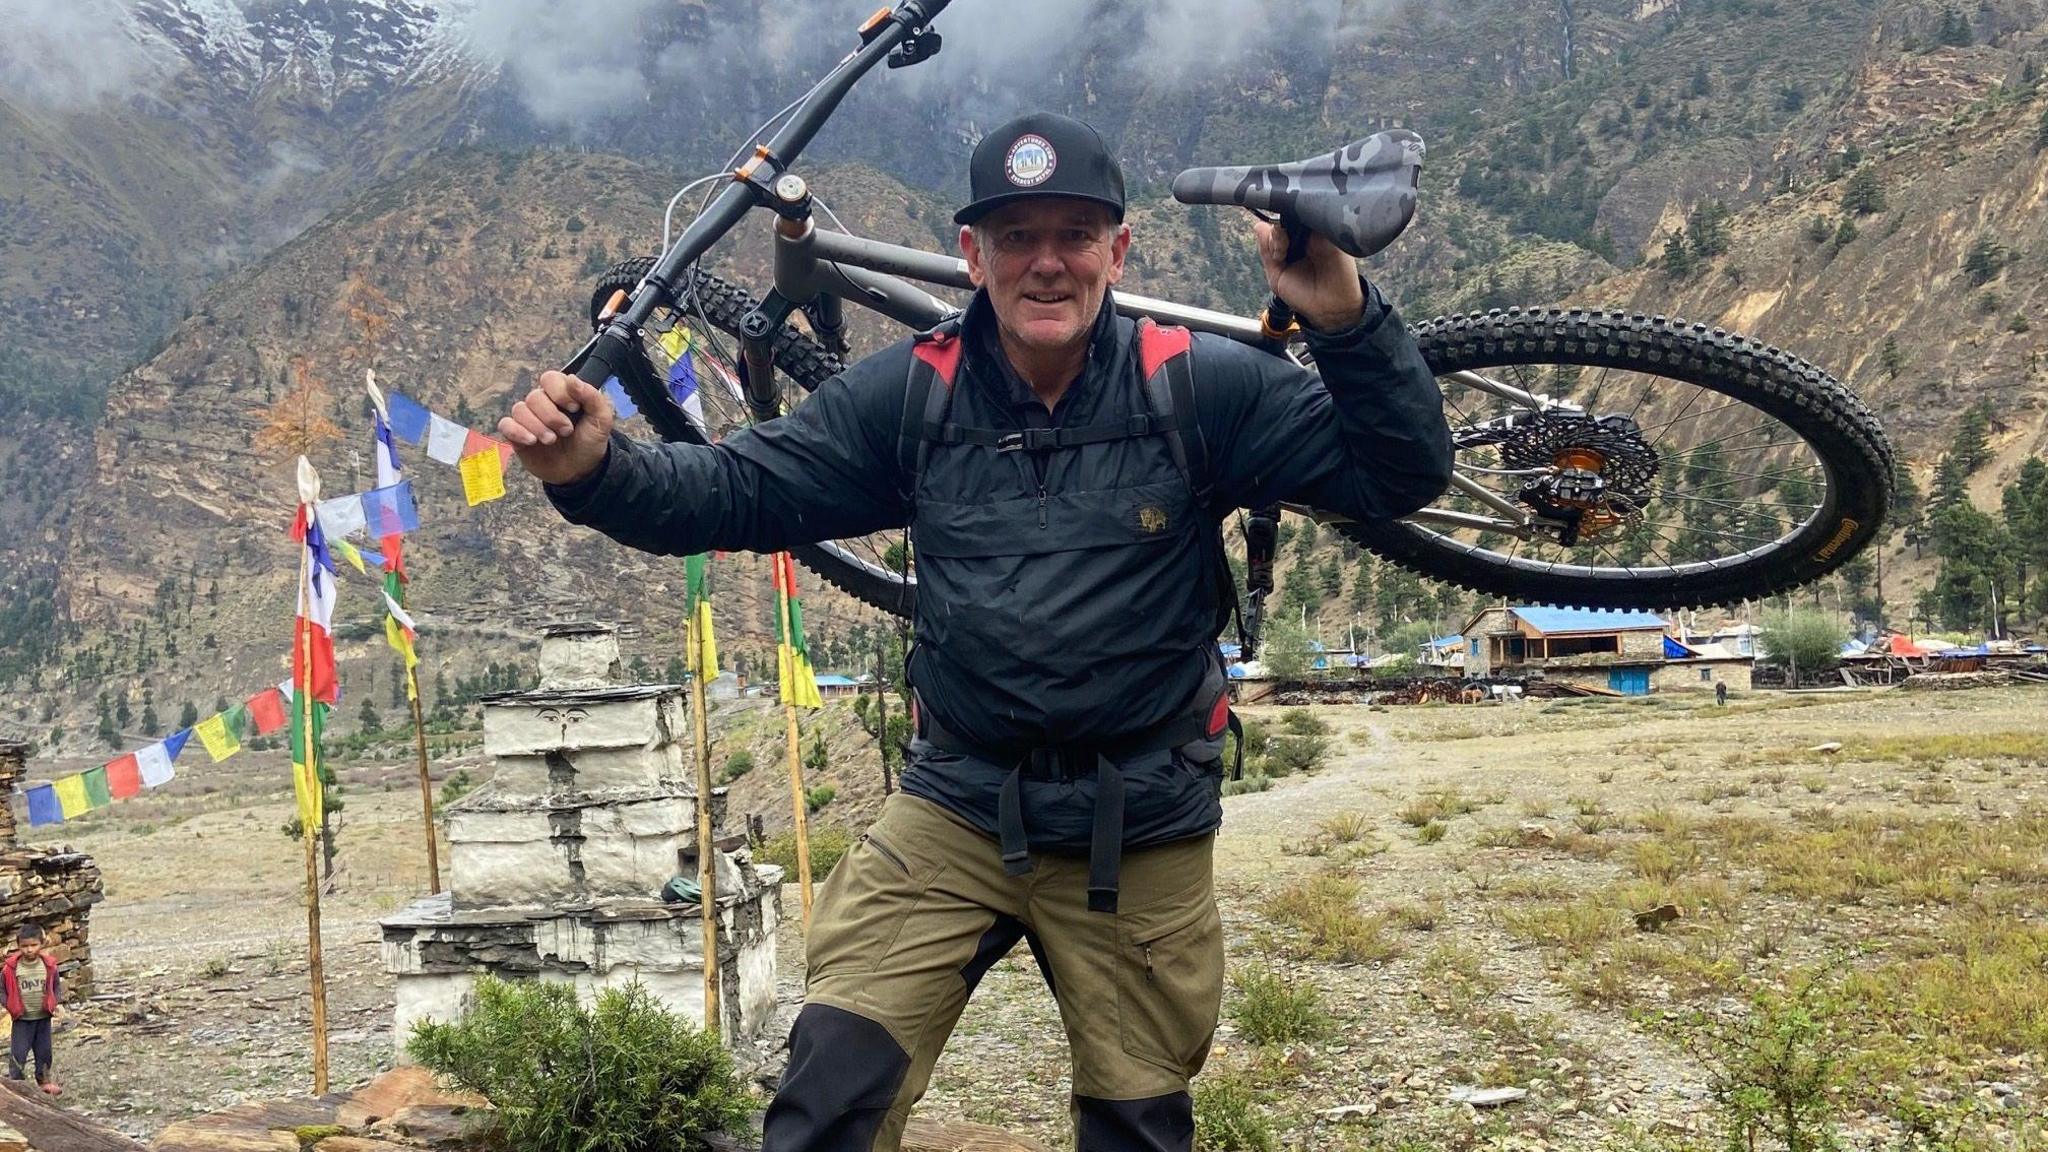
(504, 112, 1451, 1152)
(5, 923, 62, 1095)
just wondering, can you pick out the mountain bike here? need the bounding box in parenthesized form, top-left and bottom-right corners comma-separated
(566, 0, 1894, 652)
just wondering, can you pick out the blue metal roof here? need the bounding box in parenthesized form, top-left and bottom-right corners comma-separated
(813, 674, 859, 686)
(1428, 635, 1464, 648)
(1511, 606, 1669, 634)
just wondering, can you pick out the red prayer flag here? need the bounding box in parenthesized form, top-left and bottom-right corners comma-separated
(245, 687, 288, 736)
(462, 428, 495, 459)
(105, 753, 143, 799)
(294, 617, 339, 705)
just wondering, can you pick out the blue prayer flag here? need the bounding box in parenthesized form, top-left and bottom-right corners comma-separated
(667, 351, 698, 406)
(163, 728, 193, 760)
(603, 377, 639, 420)
(361, 480, 420, 538)
(25, 785, 62, 827)
(385, 393, 431, 444)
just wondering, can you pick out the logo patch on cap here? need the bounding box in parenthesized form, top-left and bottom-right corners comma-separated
(1004, 134, 1056, 188)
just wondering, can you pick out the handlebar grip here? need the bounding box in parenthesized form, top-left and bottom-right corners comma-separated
(567, 326, 638, 390)
(1279, 213, 1310, 265)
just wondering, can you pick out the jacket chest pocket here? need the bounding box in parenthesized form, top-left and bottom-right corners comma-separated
(916, 478, 1195, 559)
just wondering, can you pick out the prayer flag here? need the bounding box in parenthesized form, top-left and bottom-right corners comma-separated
(459, 446, 506, 505)
(361, 480, 420, 537)
(163, 727, 193, 761)
(296, 503, 341, 706)
(54, 775, 90, 819)
(195, 712, 240, 762)
(684, 553, 719, 679)
(246, 687, 288, 736)
(426, 413, 468, 464)
(224, 703, 252, 741)
(660, 328, 709, 433)
(82, 766, 113, 809)
(105, 753, 143, 799)
(315, 493, 367, 541)
(462, 428, 495, 460)
(385, 392, 431, 444)
(137, 741, 176, 787)
(603, 377, 639, 419)
(290, 697, 326, 831)
(25, 785, 61, 828)
(333, 538, 368, 574)
(775, 552, 823, 709)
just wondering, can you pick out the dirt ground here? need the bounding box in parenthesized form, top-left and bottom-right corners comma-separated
(27, 684, 2048, 1149)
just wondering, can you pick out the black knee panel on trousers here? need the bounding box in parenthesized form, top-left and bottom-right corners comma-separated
(1074, 1091, 1195, 1152)
(764, 1003, 912, 1152)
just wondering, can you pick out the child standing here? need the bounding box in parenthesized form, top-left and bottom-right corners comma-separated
(4, 923, 61, 1095)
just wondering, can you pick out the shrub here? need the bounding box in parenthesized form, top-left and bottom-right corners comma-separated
(1278, 709, 1329, 736)
(722, 750, 754, 781)
(1267, 732, 1329, 776)
(804, 784, 837, 812)
(1267, 875, 1400, 963)
(1193, 1071, 1274, 1151)
(1416, 819, 1448, 844)
(437, 769, 475, 810)
(1229, 964, 1328, 1045)
(1221, 772, 1272, 798)
(407, 977, 751, 1152)
(758, 826, 854, 877)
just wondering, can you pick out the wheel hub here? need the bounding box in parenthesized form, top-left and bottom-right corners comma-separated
(1500, 413, 1659, 543)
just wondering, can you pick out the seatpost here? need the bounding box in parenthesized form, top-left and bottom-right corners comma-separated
(1241, 505, 1280, 659)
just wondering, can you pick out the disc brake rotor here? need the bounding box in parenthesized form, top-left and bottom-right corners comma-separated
(1497, 413, 1659, 545)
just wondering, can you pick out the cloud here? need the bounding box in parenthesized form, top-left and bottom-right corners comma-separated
(0, 0, 169, 111)
(452, 0, 672, 128)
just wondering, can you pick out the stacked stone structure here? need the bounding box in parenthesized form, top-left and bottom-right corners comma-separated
(379, 625, 779, 1050)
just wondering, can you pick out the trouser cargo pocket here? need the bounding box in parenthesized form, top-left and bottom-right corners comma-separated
(1116, 879, 1224, 1078)
(805, 828, 938, 983)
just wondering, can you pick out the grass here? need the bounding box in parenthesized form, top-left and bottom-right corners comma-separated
(1266, 874, 1401, 963)
(1228, 963, 1329, 1045)
(1318, 811, 1371, 843)
(1397, 788, 1477, 827)
(757, 825, 854, 877)
(1502, 896, 1627, 952)
(1416, 820, 1447, 844)
(1387, 898, 1443, 931)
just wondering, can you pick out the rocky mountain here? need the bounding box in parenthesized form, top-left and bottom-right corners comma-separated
(4, 0, 2048, 749)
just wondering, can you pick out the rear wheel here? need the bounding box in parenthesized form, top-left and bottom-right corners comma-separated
(1333, 308, 1893, 609)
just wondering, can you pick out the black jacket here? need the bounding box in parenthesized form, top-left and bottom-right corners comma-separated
(548, 284, 1451, 851)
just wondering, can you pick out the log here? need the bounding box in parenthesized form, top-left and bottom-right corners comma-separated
(0, 1079, 148, 1152)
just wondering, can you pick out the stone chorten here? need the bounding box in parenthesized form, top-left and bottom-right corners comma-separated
(379, 624, 779, 1049)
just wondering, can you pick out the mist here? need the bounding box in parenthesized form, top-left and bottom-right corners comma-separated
(0, 0, 169, 111)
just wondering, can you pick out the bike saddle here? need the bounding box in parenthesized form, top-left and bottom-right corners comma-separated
(1171, 130, 1425, 259)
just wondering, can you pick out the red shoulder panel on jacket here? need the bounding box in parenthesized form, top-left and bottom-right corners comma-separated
(911, 332, 964, 388)
(1137, 320, 1193, 380)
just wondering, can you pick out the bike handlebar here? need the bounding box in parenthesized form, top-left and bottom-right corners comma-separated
(566, 0, 952, 387)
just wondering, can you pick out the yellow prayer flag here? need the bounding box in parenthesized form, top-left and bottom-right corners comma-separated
(657, 325, 693, 362)
(459, 448, 506, 506)
(53, 775, 91, 818)
(195, 712, 241, 762)
(333, 538, 367, 573)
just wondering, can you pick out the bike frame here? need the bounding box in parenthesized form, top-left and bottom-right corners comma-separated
(573, 0, 1549, 540)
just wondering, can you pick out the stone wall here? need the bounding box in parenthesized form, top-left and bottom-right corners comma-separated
(0, 742, 104, 1001)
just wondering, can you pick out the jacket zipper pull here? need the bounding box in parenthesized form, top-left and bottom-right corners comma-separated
(1144, 944, 1156, 983)
(1037, 486, 1048, 529)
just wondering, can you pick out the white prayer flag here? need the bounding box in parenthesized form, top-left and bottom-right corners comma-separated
(426, 413, 469, 464)
(137, 741, 176, 788)
(315, 494, 367, 540)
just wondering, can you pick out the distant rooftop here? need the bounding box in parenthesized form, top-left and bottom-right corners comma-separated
(1510, 606, 1669, 634)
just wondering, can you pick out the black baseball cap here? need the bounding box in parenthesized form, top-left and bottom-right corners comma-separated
(954, 112, 1126, 226)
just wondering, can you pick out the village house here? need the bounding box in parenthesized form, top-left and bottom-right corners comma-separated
(1458, 606, 1752, 695)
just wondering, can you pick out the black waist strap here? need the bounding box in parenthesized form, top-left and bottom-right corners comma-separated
(922, 704, 1214, 916)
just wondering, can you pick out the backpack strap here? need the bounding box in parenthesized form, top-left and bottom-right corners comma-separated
(1133, 319, 1211, 508)
(1134, 319, 1237, 639)
(899, 319, 965, 507)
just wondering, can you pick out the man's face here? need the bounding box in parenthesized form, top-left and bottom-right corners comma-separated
(961, 199, 1130, 356)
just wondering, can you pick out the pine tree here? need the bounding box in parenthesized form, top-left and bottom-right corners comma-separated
(115, 693, 132, 729)
(1841, 166, 1885, 215)
(178, 700, 199, 729)
(140, 689, 160, 737)
(359, 696, 382, 734)
(1661, 231, 1697, 278)
(1879, 336, 1905, 380)
(1951, 400, 1995, 475)
(1936, 6, 1972, 47)
(1349, 558, 1375, 613)
(1318, 553, 1345, 599)
(1832, 216, 1859, 249)
(97, 691, 120, 749)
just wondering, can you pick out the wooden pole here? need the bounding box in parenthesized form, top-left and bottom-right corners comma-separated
(778, 555, 815, 927)
(407, 668, 441, 894)
(293, 514, 331, 1095)
(686, 613, 720, 1039)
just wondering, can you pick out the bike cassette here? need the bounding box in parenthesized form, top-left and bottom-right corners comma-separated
(1501, 413, 1659, 545)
